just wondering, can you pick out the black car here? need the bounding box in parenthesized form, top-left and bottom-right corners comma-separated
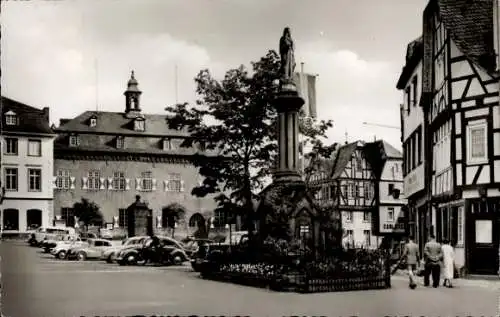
(115, 236, 190, 266)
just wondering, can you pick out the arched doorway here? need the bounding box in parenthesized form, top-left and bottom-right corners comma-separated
(189, 213, 208, 238)
(27, 209, 42, 230)
(3, 209, 19, 231)
(161, 203, 186, 228)
(189, 213, 205, 228)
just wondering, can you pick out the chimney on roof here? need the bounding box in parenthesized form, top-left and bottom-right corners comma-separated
(59, 118, 71, 126)
(42, 107, 49, 123)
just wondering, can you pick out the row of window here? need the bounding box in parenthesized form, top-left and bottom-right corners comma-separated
(55, 170, 184, 192)
(3, 168, 42, 192)
(403, 127, 423, 175)
(1, 208, 42, 231)
(344, 229, 372, 247)
(60, 208, 217, 230)
(68, 134, 175, 151)
(314, 182, 376, 201)
(3, 138, 42, 156)
(343, 207, 399, 223)
(344, 211, 372, 223)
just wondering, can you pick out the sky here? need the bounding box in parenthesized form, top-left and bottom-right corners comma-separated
(1, 0, 429, 151)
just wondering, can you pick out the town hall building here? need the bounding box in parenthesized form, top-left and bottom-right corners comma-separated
(53, 72, 218, 235)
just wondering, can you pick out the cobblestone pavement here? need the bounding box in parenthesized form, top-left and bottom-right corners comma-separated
(1, 240, 499, 317)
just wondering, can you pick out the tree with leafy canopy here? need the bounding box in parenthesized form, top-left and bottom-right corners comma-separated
(72, 198, 104, 229)
(165, 50, 334, 235)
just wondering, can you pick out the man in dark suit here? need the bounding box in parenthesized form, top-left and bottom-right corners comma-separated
(423, 234, 443, 288)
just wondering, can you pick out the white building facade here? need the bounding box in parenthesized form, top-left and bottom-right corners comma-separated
(1, 96, 56, 233)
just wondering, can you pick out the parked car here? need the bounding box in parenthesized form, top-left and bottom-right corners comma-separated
(67, 238, 114, 261)
(115, 236, 189, 266)
(27, 226, 76, 247)
(190, 233, 249, 272)
(41, 234, 79, 253)
(51, 238, 89, 259)
(187, 239, 214, 272)
(101, 236, 148, 263)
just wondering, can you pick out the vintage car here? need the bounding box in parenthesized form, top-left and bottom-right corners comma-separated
(101, 236, 148, 263)
(28, 226, 76, 247)
(67, 238, 114, 261)
(190, 232, 249, 272)
(115, 236, 190, 266)
(50, 238, 89, 259)
(41, 234, 80, 253)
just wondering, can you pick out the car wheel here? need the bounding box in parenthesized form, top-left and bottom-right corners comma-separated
(106, 253, 114, 263)
(172, 254, 184, 266)
(77, 251, 87, 261)
(57, 251, 67, 260)
(126, 254, 137, 265)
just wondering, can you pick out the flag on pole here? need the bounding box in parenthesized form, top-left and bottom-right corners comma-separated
(293, 72, 317, 118)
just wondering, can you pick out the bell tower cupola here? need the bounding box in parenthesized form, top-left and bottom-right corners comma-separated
(124, 70, 142, 114)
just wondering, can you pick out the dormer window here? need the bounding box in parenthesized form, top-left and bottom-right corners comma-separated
(5, 110, 17, 125)
(89, 116, 97, 127)
(116, 136, 125, 149)
(69, 134, 80, 147)
(162, 138, 172, 150)
(134, 118, 145, 132)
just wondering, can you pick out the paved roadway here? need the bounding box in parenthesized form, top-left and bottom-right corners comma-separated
(1, 240, 499, 317)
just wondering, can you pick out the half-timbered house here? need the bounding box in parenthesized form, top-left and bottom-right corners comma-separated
(419, 0, 499, 275)
(364, 141, 407, 248)
(307, 140, 406, 249)
(328, 141, 377, 248)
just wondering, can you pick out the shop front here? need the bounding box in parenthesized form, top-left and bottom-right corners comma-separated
(465, 198, 500, 275)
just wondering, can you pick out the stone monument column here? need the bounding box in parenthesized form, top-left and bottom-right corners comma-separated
(273, 27, 305, 185)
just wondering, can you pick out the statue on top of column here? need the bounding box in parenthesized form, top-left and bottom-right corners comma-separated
(279, 27, 296, 82)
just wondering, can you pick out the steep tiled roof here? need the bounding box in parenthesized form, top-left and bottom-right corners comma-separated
(363, 140, 402, 178)
(381, 140, 402, 159)
(1, 96, 54, 135)
(437, 0, 497, 73)
(396, 36, 424, 89)
(55, 111, 189, 137)
(330, 142, 358, 179)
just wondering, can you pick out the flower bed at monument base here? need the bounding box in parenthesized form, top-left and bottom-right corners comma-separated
(198, 249, 391, 293)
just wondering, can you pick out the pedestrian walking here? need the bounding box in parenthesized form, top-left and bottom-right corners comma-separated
(441, 239, 454, 288)
(423, 234, 443, 288)
(401, 236, 420, 288)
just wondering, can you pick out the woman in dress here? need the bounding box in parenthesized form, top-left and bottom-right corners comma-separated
(441, 239, 455, 288)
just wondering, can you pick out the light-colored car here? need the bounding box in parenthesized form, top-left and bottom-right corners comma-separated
(51, 238, 88, 259)
(67, 238, 114, 261)
(41, 234, 79, 253)
(28, 226, 76, 247)
(101, 236, 148, 263)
